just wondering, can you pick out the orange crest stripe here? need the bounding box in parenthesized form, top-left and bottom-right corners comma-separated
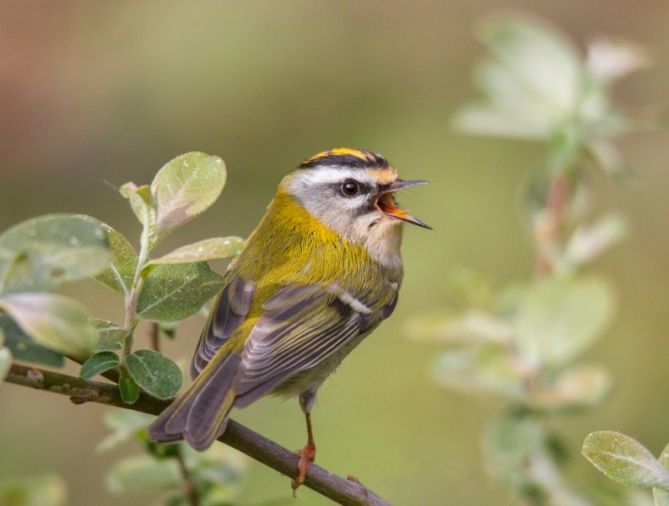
(299, 147, 389, 170)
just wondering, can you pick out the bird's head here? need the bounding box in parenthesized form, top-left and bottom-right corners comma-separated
(281, 148, 430, 256)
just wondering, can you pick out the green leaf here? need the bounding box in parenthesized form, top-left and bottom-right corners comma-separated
(0, 474, 67, 506)
(453, 14, 581, 140)
(146, 237, 244, 268)
(654, 443, 669, 505)
(582, 431, 669, 489)
(528, 364, 612, 410)
(151, 152, 227, 240)
(0, 293, 96, 360)
(120, 182, 155, 227)
(483, 414, 548, 493)
(92, 319, 127, 351)
(431, 346, 525, 400)
(0, 214, 111, 292)
(80, 351, 120, 380)
(107, 454, 180, 493)
(119, 376, 140, 404)
(566, 213, 627, 268)
(406, 309, 512, 345)
(126, 349, 182, 399)
(137, 262, 224, 322)
(94, 223, 138, 295)
(513, 276, 614, 366)
(120, 182, 158, 249)
(655, 489, 669, 506)
(0, 315, 64, 367)
(98, 410, 154, 452)
(182, 444, 247, 487)
(0, 345, 10, 383)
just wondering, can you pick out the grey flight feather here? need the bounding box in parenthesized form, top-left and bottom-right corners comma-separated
(190, 276, 255, 379)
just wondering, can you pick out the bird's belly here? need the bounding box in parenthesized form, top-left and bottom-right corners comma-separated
(271, 329, 372, 398)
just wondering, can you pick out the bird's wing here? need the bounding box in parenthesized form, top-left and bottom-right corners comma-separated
(159, 275, 397, 450)
(231, 282, 398, 407)
(190, 274, 255, 379)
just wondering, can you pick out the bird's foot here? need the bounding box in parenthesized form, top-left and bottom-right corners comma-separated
(291, 441, 316, 495)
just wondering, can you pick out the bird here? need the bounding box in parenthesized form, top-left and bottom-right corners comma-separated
(149, 147, 430, 490)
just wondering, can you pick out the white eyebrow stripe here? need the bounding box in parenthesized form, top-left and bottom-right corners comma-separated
(290, 166, 379, 188)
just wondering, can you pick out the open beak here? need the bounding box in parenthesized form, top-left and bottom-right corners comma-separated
(377, 179, 432, 230)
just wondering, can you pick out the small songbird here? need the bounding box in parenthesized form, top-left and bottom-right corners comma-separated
(149, 148, 430, 489)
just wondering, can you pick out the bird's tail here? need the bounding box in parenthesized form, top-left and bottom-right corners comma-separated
(149, 353, 241, 451)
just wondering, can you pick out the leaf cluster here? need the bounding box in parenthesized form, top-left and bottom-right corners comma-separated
(412, 11, 653, 506)
(99, 410, 246, 505)
(0, 152, 247, 503)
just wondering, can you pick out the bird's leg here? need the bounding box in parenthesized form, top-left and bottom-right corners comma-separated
(292, 389, 317, 493)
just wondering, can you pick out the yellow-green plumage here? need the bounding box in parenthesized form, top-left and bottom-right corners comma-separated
(149, 149, 421, 452)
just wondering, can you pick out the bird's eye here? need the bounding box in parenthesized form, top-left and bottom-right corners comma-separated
(340, 180, 361, 197)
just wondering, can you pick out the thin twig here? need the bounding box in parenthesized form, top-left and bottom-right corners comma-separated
(175, 447, 200, 506)
(4, 363, 391, 506)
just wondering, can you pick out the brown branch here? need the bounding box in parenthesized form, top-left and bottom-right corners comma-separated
(4, 363, 390, 506)
(148, 322, 161, 353)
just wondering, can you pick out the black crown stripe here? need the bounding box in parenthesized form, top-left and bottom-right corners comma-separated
(299, 149, 389, 170)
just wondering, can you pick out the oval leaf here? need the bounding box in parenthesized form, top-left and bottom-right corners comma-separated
(92, 319, 127, 351)
(566, 213, 627, 267)
(107, 455, 180, 493)
(513, 276, 614, 366)
(119, 376, 140, 405)
(654, 444, 669, 505)
(80, 351, 120, 380)
(0, 293, 96, 360)
(120, 183, 155, 227)
(98, 410, 154, 452)
(146, 237, 244, 267)
(0, 214, 111, 292)
(151, 152, 226, 239)
(582, 431, 669, 489)
(655, 488, 669, 506)
(0, 315, 64, 367)
(454, 15, 581, 140)
(137, 262, 224, 322)
(94, 223, 138, 295)
(125, 349, 182, 399)
(528, 364, 612, 410)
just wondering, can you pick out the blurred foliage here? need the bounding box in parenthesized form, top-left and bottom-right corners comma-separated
(0, 474, 67, 506)
(0, 153, 247, 504)
(100, 410, 246, 505)
(453, 13, 649, 181)
(412, 12, 654, 506)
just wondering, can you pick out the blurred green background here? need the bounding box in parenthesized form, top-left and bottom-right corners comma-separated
(1, 1, 668, 504)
